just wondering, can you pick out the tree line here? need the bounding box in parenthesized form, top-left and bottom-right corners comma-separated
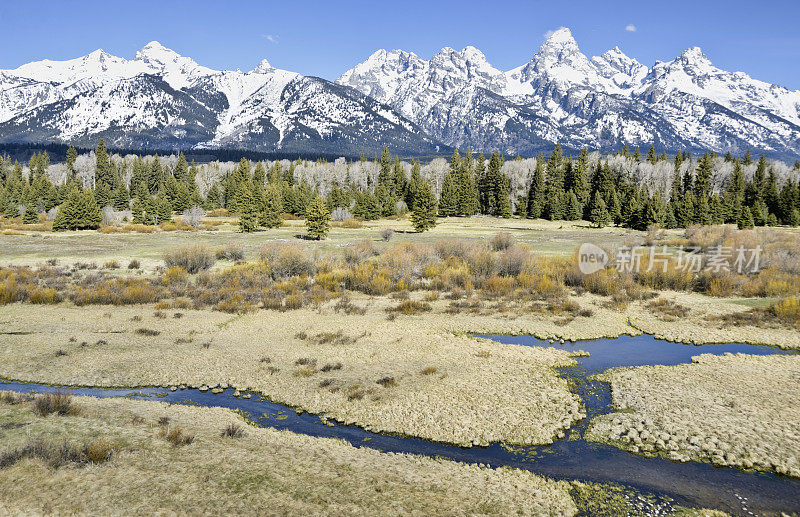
(0, 140, 798, 235)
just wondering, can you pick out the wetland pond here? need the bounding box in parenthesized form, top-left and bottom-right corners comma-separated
(3, 334, 799, 515)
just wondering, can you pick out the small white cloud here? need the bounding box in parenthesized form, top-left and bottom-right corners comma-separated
(263, 34, 279, 44)
(625, 24, 637, 33)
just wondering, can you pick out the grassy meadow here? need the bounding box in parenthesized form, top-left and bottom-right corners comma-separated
(1, 213, 799, 512)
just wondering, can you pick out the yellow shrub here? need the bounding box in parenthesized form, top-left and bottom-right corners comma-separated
(162, 266, 189, 285)
(28, 287, 60, 304)
(0, 277, 19, 304)
(771, 296, 800, 325)
(481, 275, 516, 297)
(707, 277, 735, 297)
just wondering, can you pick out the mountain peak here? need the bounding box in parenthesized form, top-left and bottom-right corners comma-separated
(251, 58, 273, 74)
(543, 27, 576, 46)
(135, 41, 183, 63)
(679, 46, 711, 65)
(460, 45, 487, 63)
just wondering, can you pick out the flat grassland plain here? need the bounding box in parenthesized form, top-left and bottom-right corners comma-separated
(1, 215, 798, 514)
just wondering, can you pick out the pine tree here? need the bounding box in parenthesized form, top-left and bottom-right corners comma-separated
(404, 159, 421, 210)
(94, 139, 113, 190)
(260, 183, 284, 229)
(738, 206, 754, 229)
(235, 183, 258, 232)
(173, 153, 189, 183)
(155, 194, 173, 225)
(497, 176, 512, 218)
(526, 158, 546, 219)
(353, 191, 379, 220)
(438, 172, 459, 216)
(305, 196, 331, 240)
(646, 145, 657, 165)
(641, 192, 666, 229)
(22, 202, 38, 224)
(131, 197, 145, 224)
(411, 181, 437, 232)
(569, 148, 590, 207)
(376, 184, 397, 217)
(566, 191, 582, 221)
(456, 167, 478, 216)
(751, 199, 768, 226)
(205, 184, 222, 209)
(589, 191, 610, 228)
(66, 146, 78, 178)
(621, 193, 640, 229)
(53, 188, 101, 230)
(378, 146, 393, 191)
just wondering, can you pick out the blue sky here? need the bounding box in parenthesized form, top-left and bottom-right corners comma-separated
(2, 0, 799, 89)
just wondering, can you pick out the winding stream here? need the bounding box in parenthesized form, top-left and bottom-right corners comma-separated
(3, 334, 799, 515)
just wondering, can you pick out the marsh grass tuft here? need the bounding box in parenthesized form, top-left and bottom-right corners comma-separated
(0, 438, 114, 469)
(33, 391, 78, 417)
(221, 423, 246, 438)
(162, 426, 194, 446)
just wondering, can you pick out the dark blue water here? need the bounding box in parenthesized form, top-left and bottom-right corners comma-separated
(2, 334, 798, 515)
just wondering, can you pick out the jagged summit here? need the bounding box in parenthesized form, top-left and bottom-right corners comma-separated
(543, 27, 576, 45)
(250, 59, 274, 74)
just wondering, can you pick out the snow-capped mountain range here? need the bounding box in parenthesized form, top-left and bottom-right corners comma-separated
(0, 41, 441, 155)
(338, 28, 800, 159)
(2, 30, 800, 159)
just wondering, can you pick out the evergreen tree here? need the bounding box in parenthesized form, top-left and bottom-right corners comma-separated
(236, 183, 258, 232)
(353, 191, 379, 220)
(173, 153, 189, 183)
(411, 181, 437, 232)
(392, 157, 406, 195)
(738, 206, 754, 229)
(751, 199, 769, 226)
(566, 191, 582, 221)
(131, 197, 145, 224)
(66, 146, 78, 178)
(53, 188, 101, 230)
(260, 183, 284, 229)
(621, 193, 640, 229)
(305, 196, 331, 240)
(376, 184, 397, 217)
(22, 202, 38, 224)
(568, 148, 590, 207)
(641, 192, 666, 229)
(526, 157, 546, 219)
(94, 139, 113, 190)
(111, 184, 129, 211)
(438, 172, 459, 216)
(155, 193, 173, 224)
(404, 159, 421, 210)
(206, 184, 222, 209)
(496, 176, 512, 218)
(515, 195, 528, 218)
(456, 167, 479, 216)
(377, 146, 393, 191)
(589, 191, 610, 228)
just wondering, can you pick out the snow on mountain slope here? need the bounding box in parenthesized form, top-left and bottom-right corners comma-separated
(0, 42, 443, 154)
(0, 74, 218, 148)
(338, 27, 800, 158)
(641, 47, 800, 127)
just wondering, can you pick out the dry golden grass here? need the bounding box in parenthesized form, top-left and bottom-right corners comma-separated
(0, 296, 604, 447)
(627, 291, 800, 348)
(586, 354, 800, 478)
(0, 394, 576, 516)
